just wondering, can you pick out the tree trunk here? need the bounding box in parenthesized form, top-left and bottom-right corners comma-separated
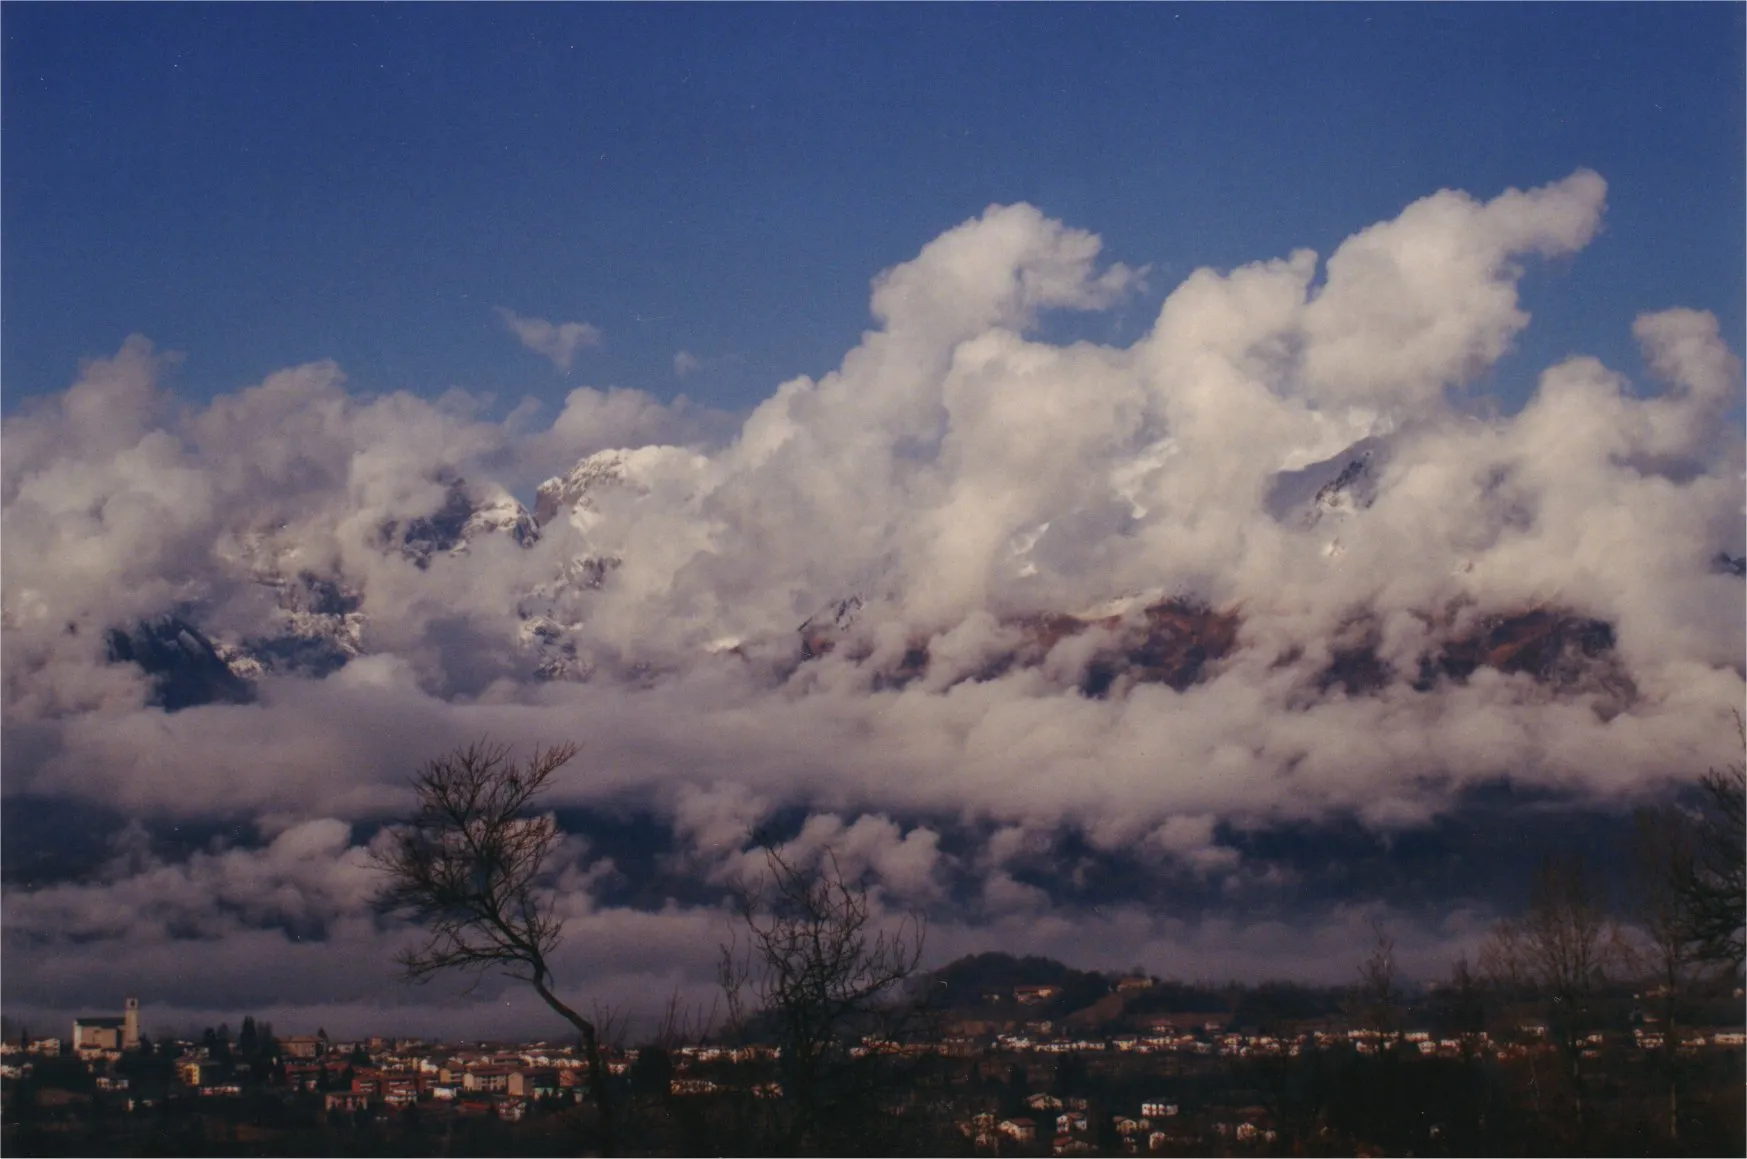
(1664, 1016, 1679, 1144)
(1570, 1050, 1583, 1140)
(579, 1020, 617, 1158)
(534, 976, 617, 1157)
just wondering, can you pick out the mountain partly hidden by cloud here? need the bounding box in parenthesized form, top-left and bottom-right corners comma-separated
(4, 171, 1743, 1038)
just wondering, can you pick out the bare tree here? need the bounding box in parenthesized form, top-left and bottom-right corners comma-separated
(644, 986, 718, 1054)
(1626, 725, 1747, 1144)
(374, 739, 616, 1152)
(1440, 954, 1488, 1048)
(1354, 919, 1399, 1037)
(1481, 855, 1615, 1032)
(1630, 805, 1705, 1144)
(719, 841, 927, 1154)
(1480, 853, 1619, 1135)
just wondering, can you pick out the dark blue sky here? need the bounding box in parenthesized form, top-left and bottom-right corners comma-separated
(5, 4, 1742, 417)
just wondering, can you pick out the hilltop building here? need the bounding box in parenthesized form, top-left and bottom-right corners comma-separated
(1014, 984, 1062, 1005)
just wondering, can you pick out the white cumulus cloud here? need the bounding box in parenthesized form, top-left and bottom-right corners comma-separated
(496, 307, 603, 371)
(3, 170, 1742, 1037)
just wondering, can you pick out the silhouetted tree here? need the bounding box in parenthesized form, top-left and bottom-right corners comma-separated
(1436, 955, 1487, 1042)
(719, 841, 927, 1154)
(1354, 919, 1400, 1036)
(1481, 853, 1618, 1135)
(1001, 1062, 1031, 1117)
(628, 1045, 673, 1098)
(374, 738, 617, 1153)
(1678, 744, 1745, 974)
(1052, 1052, 1089, 1097)
(1632, 803, 1707, 1144)
(1626, 727, 1746, 1144)
(201, 1024, 232, 1061)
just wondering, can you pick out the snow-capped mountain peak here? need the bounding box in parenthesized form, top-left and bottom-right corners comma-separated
(532, 445, 709, 528)
(379, 473, 539, 567)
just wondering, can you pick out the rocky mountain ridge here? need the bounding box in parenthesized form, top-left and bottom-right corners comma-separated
(94, 441, 1733, 713)
(791, 588, 1633, 706)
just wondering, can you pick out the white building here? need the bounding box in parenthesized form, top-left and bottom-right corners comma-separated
(72, 997, 139, 1055)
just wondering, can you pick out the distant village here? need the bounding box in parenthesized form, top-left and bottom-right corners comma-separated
(6, 965, 1745, 1156)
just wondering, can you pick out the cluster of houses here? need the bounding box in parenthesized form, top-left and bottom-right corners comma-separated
(4, 987, 1742, 1137)
(947, 1005, 1747, 1066)
(1, 1009, 609, 1124)
(8, 1009, 801, 1124)
(278, 1038, 604, 1122)
(961, 1094, 1279, 1155)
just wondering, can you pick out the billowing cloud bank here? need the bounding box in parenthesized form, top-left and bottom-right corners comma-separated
(4, 171, 1743, 1037)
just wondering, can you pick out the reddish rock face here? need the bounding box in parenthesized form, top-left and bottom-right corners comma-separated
(1319, 645, 1393, 697)
(796, 594, 1628, 705)
(798, 597, 1243, 696)
(797, 595, 865, 660)
(798, 625, 839, 661)
(1314, 607, 1630, 701)
(1075, 600, 1242, 695)
(1419, 609, 1628, 696)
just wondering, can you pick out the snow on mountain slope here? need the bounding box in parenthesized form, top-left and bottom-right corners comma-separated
(100, 474, 541, 695)
(1264, 437, 1389, 559)
(380, 472, 539, 566)
(98, 424, 1723, 712)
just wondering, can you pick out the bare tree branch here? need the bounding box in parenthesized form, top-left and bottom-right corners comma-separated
(1355, 919, 1399, 1035)
(1677, 730, 1746, 973)
(373, 738, 617, 1153)
(722, 839, 927, 1154)
(1480, 853, 1621, 1135)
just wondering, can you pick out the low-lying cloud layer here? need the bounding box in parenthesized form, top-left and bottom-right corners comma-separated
(4, 171, 1742, 1038)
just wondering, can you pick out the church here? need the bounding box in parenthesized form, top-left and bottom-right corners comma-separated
(72, 997, 140, 1055)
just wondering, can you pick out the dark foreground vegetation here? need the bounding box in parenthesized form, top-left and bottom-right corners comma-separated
(6, 739, 1740, 1156)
